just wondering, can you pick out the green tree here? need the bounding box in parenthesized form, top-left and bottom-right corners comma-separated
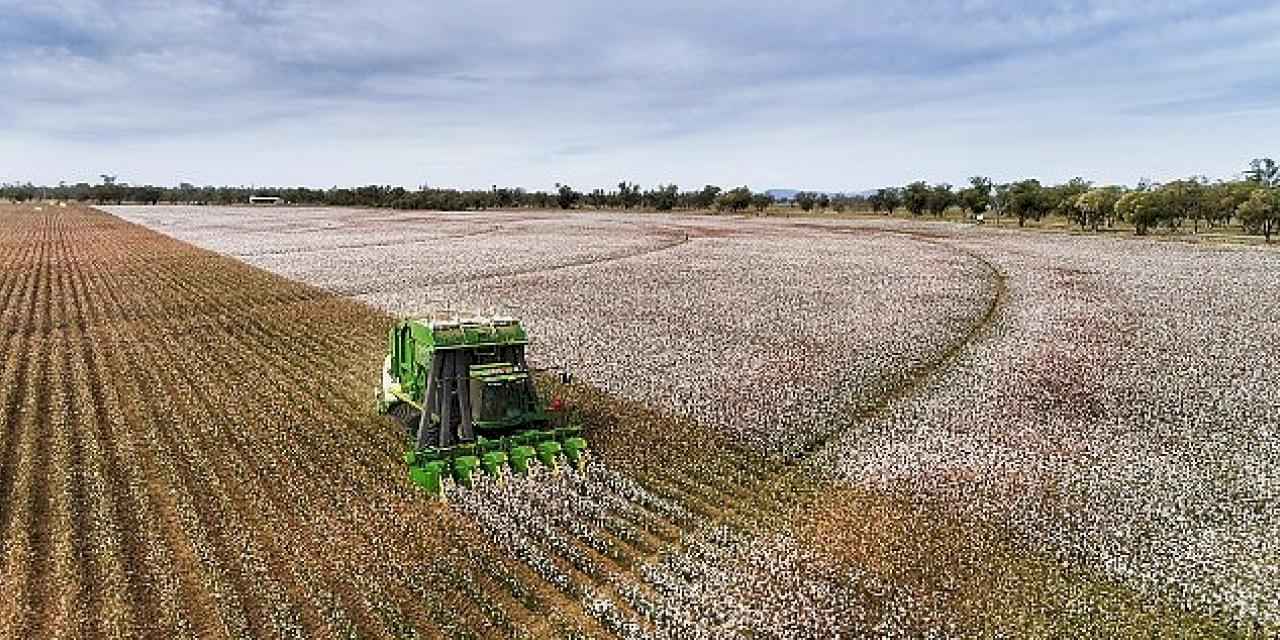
(175, 182, 196, 203)
(1115, 190, 1163, 235)
(555, 183, 580, 209)
(1114, 191, 1139, 225)
(1006, 179, 1046, 227)
(750, 192, 774, 214)
(1074, 187, 1123, 231)
(617, 181, 642, 208)
(95, 183, 123, 204)
(1050, 177, 1092, 225)
(6, 182, 36, 202)
(903, 181, 930, 216)
(794, 191, 817, 212)
(647, 184, 679, 211)
(1209, 181, 1258, 227)
(1237, 187, 1280, 242)
(868, 189, 887, 213)
(926, 183, 955, 217)
(1245, 158, 1279, 187)
(881, 187, 902, 214)
(694, 185, 722, 209)
(715, 186, 752, 213)
(959, 176, 993, 218)
(1159, 178, 1212, 233)
(991, 183, 1012, 225)
(586, 188, 607, 208)
(135, 186, 164, 204)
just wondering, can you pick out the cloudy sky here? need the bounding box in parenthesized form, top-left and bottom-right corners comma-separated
(2, 1, 1278, 191)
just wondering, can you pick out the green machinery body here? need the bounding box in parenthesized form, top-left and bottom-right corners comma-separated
(376, 316, 587, 496)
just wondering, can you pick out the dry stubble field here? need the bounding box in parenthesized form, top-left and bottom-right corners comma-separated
(0, 202, 1274, 638)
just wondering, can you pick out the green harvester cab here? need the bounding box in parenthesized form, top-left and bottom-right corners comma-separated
(376, 316, 587, 497)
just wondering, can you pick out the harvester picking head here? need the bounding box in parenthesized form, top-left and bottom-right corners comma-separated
(376, 315, 588, 498)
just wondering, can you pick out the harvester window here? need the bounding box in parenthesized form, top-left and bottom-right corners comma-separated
(470, 379, 529, 423)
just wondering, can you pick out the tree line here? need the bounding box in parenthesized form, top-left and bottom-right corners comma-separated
(4, 158, 1278, 242)
(866, 158, 1280, 242)
(0, 180, 778, 214)
(0, 177, 874, 217)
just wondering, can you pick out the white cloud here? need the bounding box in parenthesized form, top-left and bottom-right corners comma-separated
(1, 0, 1278, 189)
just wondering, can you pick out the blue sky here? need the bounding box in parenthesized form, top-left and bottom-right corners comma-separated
(2, 1, 1278, 191)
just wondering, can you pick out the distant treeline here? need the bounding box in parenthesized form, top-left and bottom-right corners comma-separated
(3, 158, 1278, 241)
(865, 157, 1280, 242)
(0, 180, 782, 213)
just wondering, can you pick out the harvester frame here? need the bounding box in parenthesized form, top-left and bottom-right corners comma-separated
(376, 315, 587, 497)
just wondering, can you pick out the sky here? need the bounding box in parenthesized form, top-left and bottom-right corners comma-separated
(1, 1, 1278, 192)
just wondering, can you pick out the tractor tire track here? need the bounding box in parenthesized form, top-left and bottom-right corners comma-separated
(230, 223, 502, 258)
(786, 226, 1009, 462)
(338, 228, 692, 298)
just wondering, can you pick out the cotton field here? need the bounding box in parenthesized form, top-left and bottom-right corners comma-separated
(92, 204, 1280, 636)
(816, 231, 1280, 626)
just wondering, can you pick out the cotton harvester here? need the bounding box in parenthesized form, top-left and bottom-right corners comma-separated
(376, 316, 588, 498)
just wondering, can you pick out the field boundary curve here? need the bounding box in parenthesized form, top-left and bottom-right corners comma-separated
(786, 226, 1009, 463)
